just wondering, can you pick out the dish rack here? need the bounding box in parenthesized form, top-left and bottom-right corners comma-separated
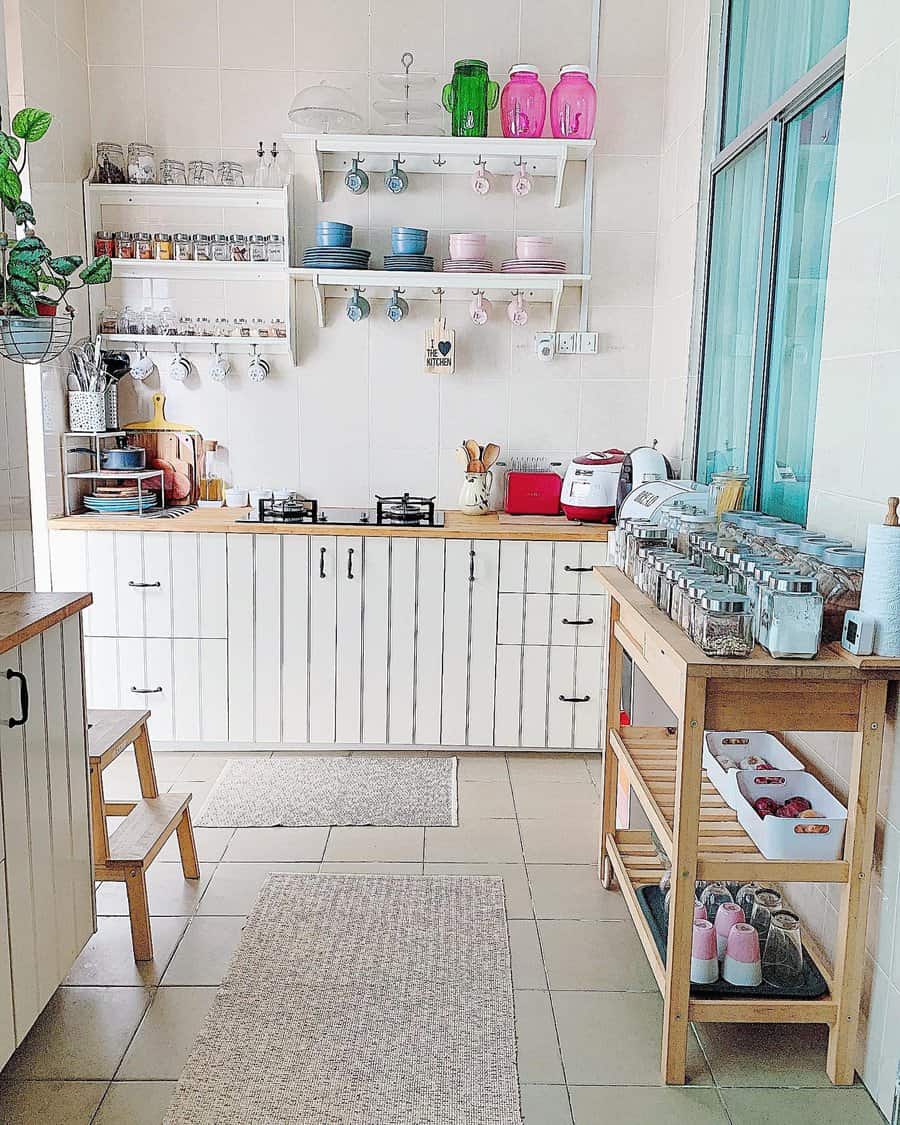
(594, 563, 900, 1087)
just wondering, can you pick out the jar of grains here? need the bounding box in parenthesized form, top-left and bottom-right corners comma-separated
(694, 590, 754, 658)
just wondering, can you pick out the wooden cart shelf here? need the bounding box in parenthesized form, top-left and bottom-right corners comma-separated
(593, 565, 900, 1088)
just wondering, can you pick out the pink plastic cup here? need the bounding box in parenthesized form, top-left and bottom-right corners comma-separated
(690, 919, 718, 984)
(723, 922, 762, 986)
(714, 901, 745, 960)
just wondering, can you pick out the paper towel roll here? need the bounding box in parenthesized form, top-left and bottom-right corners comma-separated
(859, 524, 900, 656)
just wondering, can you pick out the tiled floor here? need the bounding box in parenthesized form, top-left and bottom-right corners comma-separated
(0, 749, 887, 1124)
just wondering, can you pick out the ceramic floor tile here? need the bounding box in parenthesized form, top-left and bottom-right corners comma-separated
(95, 862, 214, 917)
(117, 987, 217, 1080)
(695, 1022, 836, 1088)
(323, 827, 424, 862)
(512, 782, 601, 819)
(515, 990, 565, 1084)
(458, 779, 516, 818)
(455, 754, 511, 782)
(160, 916, 246, 986)
(528, 864, 628, 921)
(222, 827, 330, 862)
(551, 991, 712, 1086)
(720, 1087, 884, 1124)
(0, 1078, 107, 1124)
(508, 757, 593, 784)
(569, 1085, 730, 1124)
(538, 919, 656, 991)
(64, 916, 188, 987)
(424, 862, 534, 918)
(93, 1080, 177, 1125)
(425, 818, 522, 863)
(319, 862, 424, 873)
(197, 862, 320, 916)
(521, 1084, 574, 1125)
(157, 827, 234, 863)
(520, 817, 600, 864)
(3, 987, 150, 1080)
(509, 920, 547, 989)
(166, 781, 214, 805)
(177, 754, 267, 782)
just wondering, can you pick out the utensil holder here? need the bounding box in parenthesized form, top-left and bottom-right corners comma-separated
(68, 390, 107, 433)
(105, 383, 119, 429)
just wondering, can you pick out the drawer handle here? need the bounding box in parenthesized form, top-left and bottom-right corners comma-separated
(562, 617, 594, 626)
(564, 565, 593, 573)
(319, 546, 327, 579)
(347, 547, 355, 580)
(131, 686, 163, 694)
(5, 669, 28, 728)
(469, 549, 476, 582)
(559, 693, 590, 703)
(128, 580, 161, 588)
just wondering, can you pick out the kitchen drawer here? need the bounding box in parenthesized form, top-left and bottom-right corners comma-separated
(547, 645, 605, 749)
(550, 594, 607, 646)
(492, 645, 551, 748)
(552, 541, 608, 594)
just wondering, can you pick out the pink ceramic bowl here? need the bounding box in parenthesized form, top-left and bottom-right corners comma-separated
(516, 235, 553, 260)
(449, 233, 487, 260)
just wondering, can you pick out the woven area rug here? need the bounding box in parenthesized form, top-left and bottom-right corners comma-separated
(163, 873, 522, 1125)
(195, 756, 458, 828)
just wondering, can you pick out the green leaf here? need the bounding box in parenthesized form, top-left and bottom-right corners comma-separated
(8, 276, 36, 298)
(0, 134, 21, 162)
(9, 235, 50, 265)
(78, 255, 112, 285)
(12, 290, 37, 317)
(8, 259, 39, 286)
(13, 201, 34, 227)
(11, 108, 52, 142)
(49, 254, 82, 277)
(0, 162, 22, 207)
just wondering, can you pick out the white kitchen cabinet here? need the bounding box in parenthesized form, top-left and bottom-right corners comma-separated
(281, 537, 310, 743)
(335, 537, 363, 744)
(388, 538, 416, 744)
(308, 538, 338, 742)
(413, 538, 444, 745)
(361, 538, 389, 744)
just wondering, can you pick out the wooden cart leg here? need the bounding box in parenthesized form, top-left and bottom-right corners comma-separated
(124, 866, 153, 961)
(133, 721, 159, 798)
(600, 600, 622, 889)
(661, 676, 707, 1085)
(89, 762, 110, 869)
(827, 679, 888, 1084)
(175, 809, 201, 880)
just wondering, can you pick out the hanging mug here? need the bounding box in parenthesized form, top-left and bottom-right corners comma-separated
(346, 288, 370, 323)
(507, 292, 528, 326)
(458, 470, 493, 515)
(168, 351, 191, 382)
(471, 159, 493, 195)
(344, 156, 369, 195)
(131, 348, 155, 381)
(209, 346, 230, 383)
(384, 157, 408, 194)
(511, 163, 532, 197)
(386, 289, 409, 323)
(248, 347, 269, 383)
(469, 291, 492, 326)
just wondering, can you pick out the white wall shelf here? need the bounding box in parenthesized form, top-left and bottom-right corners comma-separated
(101, 333, 291, 353)
(290, 268, 588, 331)
(283, 133, 595, 208)
(85, 180, 289, 211)
(108, 260, 287, 281)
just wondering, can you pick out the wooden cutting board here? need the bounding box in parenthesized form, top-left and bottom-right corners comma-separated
(496, 512, 574, 526)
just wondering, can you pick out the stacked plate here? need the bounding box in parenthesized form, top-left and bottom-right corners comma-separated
(442, 258, 494, 273)
(500, 258, 567, 274)
(383, 254, 434, 272)
(302, 247, 371, 270)
(84, 493, 159, 513)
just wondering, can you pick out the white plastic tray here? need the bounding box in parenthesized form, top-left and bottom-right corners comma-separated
(734, 770, 847, 861)
(703, 731, 804, 810)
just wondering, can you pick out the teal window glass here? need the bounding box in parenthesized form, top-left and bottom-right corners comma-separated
(696, 139, 767, 483)
(723, 0, 849, 145)
(759, 84, 842, 524)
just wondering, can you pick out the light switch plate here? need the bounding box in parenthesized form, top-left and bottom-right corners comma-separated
(556, 331, 577, 354)
(578, 331, 599, 354)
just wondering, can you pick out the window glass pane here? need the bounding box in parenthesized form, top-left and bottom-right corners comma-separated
(759, 84, 842, 524)
(723, 0, 849, 145)
(696, 138, 767, 484)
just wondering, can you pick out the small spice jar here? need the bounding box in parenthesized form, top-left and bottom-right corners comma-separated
(817, 547, 865, 642)
(669, 567, 707, 626)
(683, 578, 728, 636)
(135, 232, 153, 260)
(734, 554, 777, 597)
(94, 230, 115, 258)
(638, 547, 678, 598)
(660, 561, 699, 618)
(114, 231, 134, 259)
(266, 234, 285, 262)
(211, 234, 230, 262)
(691, 531, 718, 570)
(154, 233, 173, 260)
(677, 512, 716, 557)
(249, 234, 269, 263)
(625, 525, 667, 583)
(174, 233, 193, 261)
(694, 590, 754, 658)
(192, 233, 211, 262)
(760, 574, 823, 659)
(230, 234, 249, 262)
(271, 317, 287, 339)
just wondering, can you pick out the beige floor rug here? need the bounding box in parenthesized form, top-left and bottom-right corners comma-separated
(164, 873, 522, 1124)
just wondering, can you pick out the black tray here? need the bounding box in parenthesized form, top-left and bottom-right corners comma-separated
(636, 885, 828, 999)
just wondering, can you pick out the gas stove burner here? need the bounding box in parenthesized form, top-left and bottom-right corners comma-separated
(257, 496, 319, 523)
(376, 493, 437, 526)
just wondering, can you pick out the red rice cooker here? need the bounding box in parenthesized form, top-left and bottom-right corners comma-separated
(561, 450, 626, 522)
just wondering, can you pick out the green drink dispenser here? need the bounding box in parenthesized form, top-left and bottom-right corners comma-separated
(442, 60, 499, 137)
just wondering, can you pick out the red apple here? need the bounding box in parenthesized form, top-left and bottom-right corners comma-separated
(753, 797, 779, 818)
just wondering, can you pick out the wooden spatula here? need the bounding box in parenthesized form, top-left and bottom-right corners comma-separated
(482, 443, 500, 469)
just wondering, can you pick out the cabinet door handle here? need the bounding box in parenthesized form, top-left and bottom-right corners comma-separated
(563, 565, 593, 573)
(562, 617, 594, 626)
(131, 686, 163, 694)
(347, 547, 355, 580)
(559, 693, 590, 703)
(469, 549, 476, 582)
(319, 546, 327, 579)
(5, 669, 28, 728)
(128, 580, 161, 588)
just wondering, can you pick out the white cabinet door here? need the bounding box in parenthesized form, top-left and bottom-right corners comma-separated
(574, 645, 604, 750)
(499, 542, 526, 592)
(441, 540, 471, 746)
(140, 533, 171, 638)
(84, 531, 117, 635)
(361, 538, 389, 744)
(0, 863, 14, 1069)
(521, 646, 550, 747)
(493, 645, 521, 747)
(226, 536, 254, 741)
(388, 538, 416, 745)
(414, 538, 444, 746)
(282, 537, 310, 743)
(466, 541, 500, 747)
(335, 537, 363, 744)
(308, 538, 337, 743)
(253, 536, 283, 743)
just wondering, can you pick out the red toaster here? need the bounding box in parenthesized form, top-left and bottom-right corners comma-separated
(504, 471, 562, 515)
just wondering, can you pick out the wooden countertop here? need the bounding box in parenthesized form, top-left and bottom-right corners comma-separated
(0, 592, 93, 656)
(49, 508, 611, 542)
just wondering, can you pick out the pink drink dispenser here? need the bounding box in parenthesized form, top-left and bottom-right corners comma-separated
(500, 66, 547, 138)
(550, 65, 597, 139)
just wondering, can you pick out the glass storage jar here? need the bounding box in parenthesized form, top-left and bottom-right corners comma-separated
(192, 233, 211, 262)
(154, 232, 173, 260)
(694, 591, 754, 658)
(500, 65, 548, 138)
(771, 525, 809, 563)
(174, 233, 193, 261)
(230, 234, 249, 262)
(648, 552, 683, 607)
(684, 578, 730, 637)
(749, 564, 798, 644)
(760, 575, 823, 659)
(794, 535, 851, 575)
(114, 231, 134, 259)
(716, 510, 745, 545)
(735, 554, 778, 597)
(731, 512, 769, 545)
(266, 234, 285, 263)
(677, 513, 716, 557)
(708, 471, 748, 519)
(747, 519, 795, 555)
(549, 66, 597, 139)
(96, 141, 126, 183)
(660, 561, 699, 618)
(691, 531, 718, 570)
(817, 547, 865, 642)
(127, 142, 156, 184)
(625, 525, 667, 583)
(94, 230, 115, 258)
(250, 234, 269, 263)
(669, 567, 706, 625)
(211, 234, 230, 262)
(707, 543, 736, 581)
(721, 546, 755, 588)
(135, 232, 153, 260)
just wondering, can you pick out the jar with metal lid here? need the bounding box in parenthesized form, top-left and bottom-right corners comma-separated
(747, 519, 795, 555)
(708, 471, 748, 519)
(154, 233, 173, 260)
(96, 141, 126, 184)
(760, 575, 823, 659)
(771, 525, 809, 563)
(95, 230, 115, 258)
(192, 233, 211, 262)
(127, 142, 156, 184)
(211, 234, 230, 262)
(647, 552, 683, 607)
(706, 542, 736, 581)
(230, 234, 249, 262)
(682, 577, 725, 635)
(625, 525, 667, 582)
(135, 232, 153, 260)
(716, 509, 745, 545)
(694, 590, 754, 658)
(677, 513, 715, 556)
(731, 511, 769, 545)
(817, 547, 865, 641)
(174, 233, 193, 261)
(735, 554, 778, 597)
(669, 567, 706, 625)
(114, 231, 134, 259)
(793, 535, 851, 576)
(720, 546, 755, 588)
(747, 563, 796, 642)
(660, 561, 698, 618)
(250, 234, 269, 263)
(691, 531, 718, 570)
(266, 234, 285, 263)
(615, 517, 643, 570)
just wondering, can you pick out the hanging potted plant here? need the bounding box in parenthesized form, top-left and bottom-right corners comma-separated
(0, 106, 111, 362)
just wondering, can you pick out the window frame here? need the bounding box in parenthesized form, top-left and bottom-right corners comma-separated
(690, 0, 847, 513)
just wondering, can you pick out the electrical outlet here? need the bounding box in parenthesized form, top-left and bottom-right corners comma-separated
(556, 331, 577, 354)
(578, 331, 599, 354)
(534, 332, 555, 361)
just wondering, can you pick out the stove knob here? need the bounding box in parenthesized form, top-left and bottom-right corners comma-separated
(360, 512, 369, 523)
(318, 513, 328, 522)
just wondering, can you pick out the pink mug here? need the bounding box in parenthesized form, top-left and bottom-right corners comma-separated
(507, 292, 528, 326)
(469, 291, 492, 326)
(723, 922, 762, 986)
(690, 919, 718, 984)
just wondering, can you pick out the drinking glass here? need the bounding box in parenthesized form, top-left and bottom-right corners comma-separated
(736, 882, 763, 921)
(748, 888, 783, 943)
(762, 910, 804, 988)
(699, 881, 734, 925)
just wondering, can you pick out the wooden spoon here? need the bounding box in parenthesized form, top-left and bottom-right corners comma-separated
(464, 439, 480, 465)
(455, 445, 470, 469)
(470, 459, 486, 474)
(482, 442, 500, 469)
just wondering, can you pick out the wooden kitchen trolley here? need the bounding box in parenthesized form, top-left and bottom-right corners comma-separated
(594, 565, 900, 1087)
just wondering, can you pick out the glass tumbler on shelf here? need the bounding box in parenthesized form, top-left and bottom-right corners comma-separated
(735, 882, 763, 921)
(699, 881, 733, 925)
(762, 910, 804, 988)
(748, 888, 782, 942)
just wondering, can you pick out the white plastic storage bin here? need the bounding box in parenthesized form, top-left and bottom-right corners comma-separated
(734, 770, 847, 861)
(703, 731, 805, 810)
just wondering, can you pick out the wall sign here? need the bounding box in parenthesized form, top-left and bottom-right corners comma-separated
(424, 316, 455, 374)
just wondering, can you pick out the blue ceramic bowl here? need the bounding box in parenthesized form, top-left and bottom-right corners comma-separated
(317, 225, 353, 248)
(392, 226, 427, 236)
(392, 236, 427, 254)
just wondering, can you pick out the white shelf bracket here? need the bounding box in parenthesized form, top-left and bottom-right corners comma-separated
(554, 149, 568, 208)
(313, 143, 325, 203)
(312, 273, 326, 328)
(549, 282, 563, 332)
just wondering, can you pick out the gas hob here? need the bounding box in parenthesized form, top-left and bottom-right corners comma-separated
(237, 493, 445, 528)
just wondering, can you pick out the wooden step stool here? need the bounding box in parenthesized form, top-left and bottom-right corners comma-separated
(88, 709, 199, 961)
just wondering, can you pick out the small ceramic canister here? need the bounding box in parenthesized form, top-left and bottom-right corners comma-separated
(714, 901, 745, 960)
(690, 919, 718, 985)
(723, 923, 762, 987)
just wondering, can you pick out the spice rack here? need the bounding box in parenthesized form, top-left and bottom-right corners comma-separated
(594, 564, 900, 1086)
